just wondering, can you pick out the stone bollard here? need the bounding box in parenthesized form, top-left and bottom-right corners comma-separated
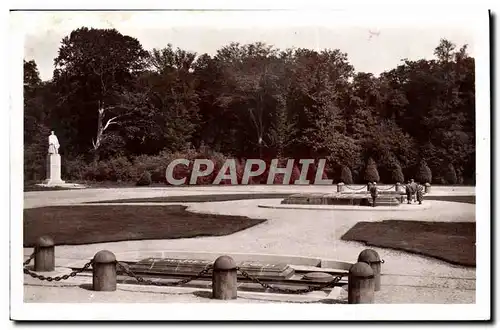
(395, 182, 401, 192)
(348, 262, 375, 304)
(212, 255, 237, 300)
(34, 236, 55, 272)
(93, 250, 117, 292)
(425, 183, 431, 193)
(337, 182, 344, 193)
(357, 249, 382, 291)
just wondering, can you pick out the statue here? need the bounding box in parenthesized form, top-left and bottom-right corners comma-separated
(48, 131, 60, 154)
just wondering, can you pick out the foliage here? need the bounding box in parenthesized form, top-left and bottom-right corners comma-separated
(24, 33, 475, 185)
(416, 160, 432, 184)
(364, 157, 380, 183)
(52, 27, 149, 158)
(391, 164, 405, 183)
(340, 166, 353, 184)
(136, 171, 152, 186)
(445, 163, 458, 185)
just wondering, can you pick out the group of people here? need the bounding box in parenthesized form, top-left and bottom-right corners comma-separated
(368, 179, 424, 207)
(404, 179, 425, 205)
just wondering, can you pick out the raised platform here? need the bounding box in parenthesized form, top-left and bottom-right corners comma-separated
(129, 257, 295, 280)
(259, 201, 431, 211)
(281, 191, 406, 207)
(58, 251, 352, 295)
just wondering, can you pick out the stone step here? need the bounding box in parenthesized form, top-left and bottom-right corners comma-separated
(281, 193, 402, 206)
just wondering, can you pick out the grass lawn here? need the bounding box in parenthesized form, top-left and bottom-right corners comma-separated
(341, 220, 475, 267)
(23, 205, 266, 247)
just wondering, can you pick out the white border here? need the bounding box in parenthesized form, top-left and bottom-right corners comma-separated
(8, 3, 491, 322)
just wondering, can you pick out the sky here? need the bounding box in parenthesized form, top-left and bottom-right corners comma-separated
(14, 11, 479, 81)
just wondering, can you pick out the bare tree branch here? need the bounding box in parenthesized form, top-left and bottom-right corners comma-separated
(102, 116, 120, 132)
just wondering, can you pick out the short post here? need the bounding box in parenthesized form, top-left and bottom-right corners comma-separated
(357, 249, 382, 291)
(348, 262, 375, 304)
(395, 182, 401, 192)
(337, 182, 344, 193)
(34, 236, 55, 272)
(212, 255, 237, 300)
(425, 182, 431, 193)
(93, 250, 117, 292)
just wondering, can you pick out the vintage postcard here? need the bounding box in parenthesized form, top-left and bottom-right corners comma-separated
(9, 5, 491, 322)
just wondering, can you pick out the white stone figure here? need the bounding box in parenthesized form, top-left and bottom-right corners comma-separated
(37, 131, 85, 189)
(44, 131, 65, 185)
(48, 131, 60, 154)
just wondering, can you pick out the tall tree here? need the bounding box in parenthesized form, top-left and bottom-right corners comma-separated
(24, 60, 52, 181)
(135, 45, 200, 154)
(214, 42, 284, 158)
(52, 27, 149, 159)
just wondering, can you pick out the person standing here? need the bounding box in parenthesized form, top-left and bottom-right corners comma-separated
(416, 183, 424, 205)
(410, 179, 418, 203)
(369, 181, 378, 207)
(405, 181, 412, 204)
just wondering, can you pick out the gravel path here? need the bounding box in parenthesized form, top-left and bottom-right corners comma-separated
(21, 186, 476, 304)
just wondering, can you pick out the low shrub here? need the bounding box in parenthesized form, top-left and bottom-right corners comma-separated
(136, 171, 152, 186)
(391, 164, 405, 184)
(340, 166, 353, 184)
(364, 158, 380, 183)
(445, 163, 458, 185)
(416, 160, 432, 184)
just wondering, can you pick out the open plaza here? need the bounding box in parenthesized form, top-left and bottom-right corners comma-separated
(22, 184, 475, 304)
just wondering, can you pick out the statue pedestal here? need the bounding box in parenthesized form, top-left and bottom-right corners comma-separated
(44, 154, 65, 186)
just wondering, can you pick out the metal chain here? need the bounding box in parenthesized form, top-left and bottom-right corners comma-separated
(23, 253, 348, 293)
(345, 185, 396, 192)
(344, 185, 367, 191)
(23, 252, 35, 266)
(116, 262, 213, 287)
(23, 260, 93, 282)
(237, 267, 344, 294)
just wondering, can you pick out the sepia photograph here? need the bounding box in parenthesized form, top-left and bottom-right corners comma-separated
(9, 5, 491, 322)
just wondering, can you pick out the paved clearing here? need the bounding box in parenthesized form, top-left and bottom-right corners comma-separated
(21, 185, 476, 304)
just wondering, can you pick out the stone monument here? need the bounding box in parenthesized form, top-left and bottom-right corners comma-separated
(44, 131, 65, 186)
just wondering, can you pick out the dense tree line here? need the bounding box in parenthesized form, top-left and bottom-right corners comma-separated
(24, 27, 475, 184)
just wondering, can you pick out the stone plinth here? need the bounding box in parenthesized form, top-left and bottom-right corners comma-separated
(281, 192, 403, 206)
(44, 154, 65, 186)
(129, 258, 295, 280)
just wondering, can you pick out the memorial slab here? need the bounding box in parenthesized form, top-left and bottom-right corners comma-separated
(128, 257, 295, 280)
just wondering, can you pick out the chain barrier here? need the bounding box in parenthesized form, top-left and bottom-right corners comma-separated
(345, 185, 397, 192)
(237, 267, 344, 294)
(344, 185, 367, 191)
(377, 185, 396, 191)
(23, 255, 93, 282)
(23, 255, 346, 294)
(23, 252, 35, 266)
(116, 262, 213, 287)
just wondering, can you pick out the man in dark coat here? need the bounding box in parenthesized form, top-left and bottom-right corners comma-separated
(416, 183, 424, 205)
(369, 181, 378, 207)
(410, 179, 418, 202)
(405, 181, 412, 204)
